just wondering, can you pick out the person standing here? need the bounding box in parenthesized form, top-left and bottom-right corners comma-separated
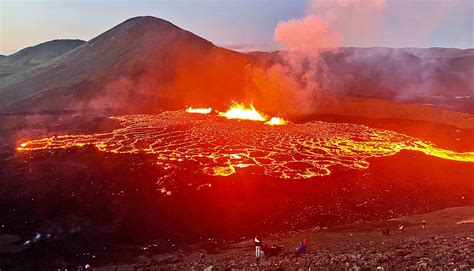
(398, 224, 404, 232)
(296, 240, 308, 256)
(255, 236, 263, 259)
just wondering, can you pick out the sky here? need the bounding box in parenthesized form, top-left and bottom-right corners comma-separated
(0, 0, 472, 55)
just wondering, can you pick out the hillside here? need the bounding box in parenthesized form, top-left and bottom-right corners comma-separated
(0, 39, 85, 79)
(0, 16, 252, 113)
(249, 47, 473, 114)
(319, 47, 474, 113)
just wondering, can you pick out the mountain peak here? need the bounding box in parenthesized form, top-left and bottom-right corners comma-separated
(110, 16, 187, 36)
(86, 15, 213, 49)
(121, 16, 178, 27)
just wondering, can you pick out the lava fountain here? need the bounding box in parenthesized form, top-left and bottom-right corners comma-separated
(217, 102, 287, 126)
(218, 102, 267, 121)
(16, 107, 474, 179)
(186, 107, 212, 114)
(265, 117, 286, 126)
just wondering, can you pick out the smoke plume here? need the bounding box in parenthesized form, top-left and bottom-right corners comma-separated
(245, 0, 388, 115)
(274, 15, 342, 51)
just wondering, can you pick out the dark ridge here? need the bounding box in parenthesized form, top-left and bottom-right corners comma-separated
(2, 39, 86, 65)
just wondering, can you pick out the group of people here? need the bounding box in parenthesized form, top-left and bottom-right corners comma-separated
(254, 236, 308, 260)
(255, 220, 429, 260)
(296, 239, 308, 256)
(76, 264, 93, 271)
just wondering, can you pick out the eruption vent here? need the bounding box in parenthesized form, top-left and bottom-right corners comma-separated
(186, 107, 212, 114)
(265, 117, 286, 126)
(217, 102, 288, 126)
(218, 102, 267, 121)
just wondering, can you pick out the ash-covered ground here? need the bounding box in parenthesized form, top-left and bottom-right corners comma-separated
(0, 113, 472, 269)
(114, 207, 473, 270)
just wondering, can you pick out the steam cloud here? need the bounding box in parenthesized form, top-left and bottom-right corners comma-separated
(274, 16, 342, 51)
(246, 0, 387, 115)
(246, 0, 473, 117)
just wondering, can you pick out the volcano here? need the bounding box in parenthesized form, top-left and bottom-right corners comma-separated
(1, 15, 474, 269)
(0, 16, 473, 127)
(0, 17, 253, 113)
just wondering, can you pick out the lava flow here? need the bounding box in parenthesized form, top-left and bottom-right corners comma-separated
(17, 110, 474, 179)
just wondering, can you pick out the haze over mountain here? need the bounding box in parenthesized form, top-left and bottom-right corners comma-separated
(0, 16, 472, 127)
(0, 39, 85, 79)
(319, 47, 473, 112)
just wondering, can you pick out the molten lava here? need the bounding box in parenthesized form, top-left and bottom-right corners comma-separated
(265, 117, 286, 126)
(217, 102, 288, 126)
(16, 111, 474, 179)
(218, 102, 266, 121)
(186, 107, 212, 114)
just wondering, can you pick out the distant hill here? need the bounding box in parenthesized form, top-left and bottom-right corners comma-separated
(0, 39, 85, 79)
(0, 16, 472, 127)
(0, 16, 252, 113)
(318, 47, 474, 113)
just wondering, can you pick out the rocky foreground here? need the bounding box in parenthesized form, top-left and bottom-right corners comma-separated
(170, 232, 473, 270)
(100, 207, 473, 270)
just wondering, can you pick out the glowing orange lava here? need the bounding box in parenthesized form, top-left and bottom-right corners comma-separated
(217, 102, 287, 126)
(17, 111, 474, 179)
(186, 107, 212, 114)
(265, 117, 286, 126)
(218, 102, 267, 121)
